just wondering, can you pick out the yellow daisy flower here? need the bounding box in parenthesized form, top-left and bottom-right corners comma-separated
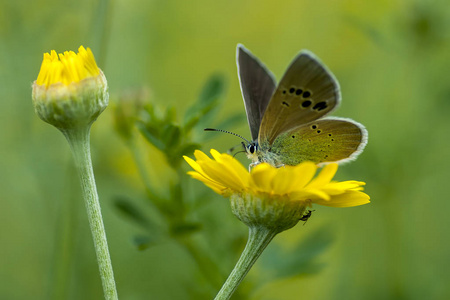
(32, 46, 108, 129)
(185, 149, 369, 231)
(185, 149, 369, 205)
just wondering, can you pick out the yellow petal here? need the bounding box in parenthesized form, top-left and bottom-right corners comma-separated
(184, 156, 204, 174)
(217, 152, 250, 183)
(208, 150, 249, 185)
(289, 162, 318, 190)
(187, 150, 248, 192)
(194, 149, 212, 162)
(289, 189, 331, 201)
(322, 181, 366, 195)
(314, 190, 370, 207)
(270, 166, 298, 194)
(210, 149, 223, 161)
(199, 159, 245, 191)
(306, 163, 338, 189)
(187, 171, 226, 194)
(36, 46, 99, 87)
(249, 163, 277, 192)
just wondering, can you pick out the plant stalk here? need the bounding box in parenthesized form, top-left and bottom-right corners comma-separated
(62, 125, 118, 300)
(214, 226, 277, 300)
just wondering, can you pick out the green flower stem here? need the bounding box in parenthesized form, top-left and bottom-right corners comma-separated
(214, 226, 278, 300)
(62, 126, 118, 300)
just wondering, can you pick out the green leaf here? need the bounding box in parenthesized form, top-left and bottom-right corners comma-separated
(137, 121, 166, 150)
(164, 106, 177, 123)
(166, 142, 201, 169)
(183, 115, 200, 134)
(198, 74, 226, 105)
(113, 197, 153, 230)
(162, 124, 181, 148)
(170, 221, 203, 237)
(142, 103, 157, 122)
(193, 101, 221, 130)
(184, 74, 226, 124)
(177, 142, 201, 157)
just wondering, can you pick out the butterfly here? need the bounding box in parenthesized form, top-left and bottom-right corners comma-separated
(236, 44, 367, 167)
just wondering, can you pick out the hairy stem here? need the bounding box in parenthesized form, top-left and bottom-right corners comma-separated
(62, 126, 118, 300)
(214, 226, 277, 300)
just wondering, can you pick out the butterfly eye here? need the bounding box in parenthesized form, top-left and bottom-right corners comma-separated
(248, 144, 256, 154)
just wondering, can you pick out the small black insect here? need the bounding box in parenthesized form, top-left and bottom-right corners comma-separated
(300, 210, 315, 225)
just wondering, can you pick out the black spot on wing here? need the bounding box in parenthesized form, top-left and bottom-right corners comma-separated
(301, 100, 312, 108)
(313, 101, 327, 111)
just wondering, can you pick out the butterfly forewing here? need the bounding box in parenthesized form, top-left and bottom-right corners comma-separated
(264, 118, 367, 165)
(237, 45, 276, 141)
(258, 51, 340, 145)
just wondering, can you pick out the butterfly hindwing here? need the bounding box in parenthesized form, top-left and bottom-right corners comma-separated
(237, 45, 276, 141)
(259, 118, 367, 166)
(258, 51, 340, 145)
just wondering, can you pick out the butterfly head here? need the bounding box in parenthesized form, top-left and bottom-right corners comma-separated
(244, 141, 259, 162)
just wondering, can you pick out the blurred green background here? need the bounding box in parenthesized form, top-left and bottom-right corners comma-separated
(2, 0, 450, 299)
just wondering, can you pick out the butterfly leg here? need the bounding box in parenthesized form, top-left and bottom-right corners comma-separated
(248, 161, 261, 172)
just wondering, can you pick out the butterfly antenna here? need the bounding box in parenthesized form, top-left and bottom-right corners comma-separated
(204, 128, 252, 144)
(227, 142, 245, 154)
(233, 150, 246, 158)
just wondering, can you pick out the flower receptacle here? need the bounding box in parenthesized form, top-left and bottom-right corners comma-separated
(32, 70, 108, 130)
(230, 193, 308, 233)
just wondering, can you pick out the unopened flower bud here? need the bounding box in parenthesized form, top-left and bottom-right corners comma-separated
(32, 46, 108, 130)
